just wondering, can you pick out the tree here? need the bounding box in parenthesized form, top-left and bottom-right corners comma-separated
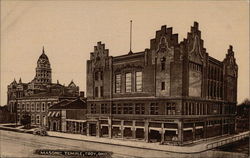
(20, 112, 31, 128)
(237, 99, 250, 118)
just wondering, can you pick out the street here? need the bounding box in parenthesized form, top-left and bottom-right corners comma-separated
(0, 130, 247, 158)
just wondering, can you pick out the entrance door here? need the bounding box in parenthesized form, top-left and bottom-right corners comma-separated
(136, 128, 144, 139)
(89, 124, 96, 136)
(149, 130, 161, 142)
(53, 122, 57, 131)
(101, 126, 109, 137)
(124, 127, 132, 138)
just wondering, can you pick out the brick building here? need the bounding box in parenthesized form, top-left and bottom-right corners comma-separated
(7, 47, 81, 126)
(86, 22, 238, 145)
(48, 98, 87, 134)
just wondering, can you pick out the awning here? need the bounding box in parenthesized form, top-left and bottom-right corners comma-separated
(164, 128, 178, 131)
(183, 128, 193, 131)
(66, 119, 87, 123)
(195, 126, 203, 129)
(50, 111, 56, 117)
(55, 112, 60, 117)
(149, 127, 161, 131)
(47, 112, 52, 117)
(101, 124, 109, 127)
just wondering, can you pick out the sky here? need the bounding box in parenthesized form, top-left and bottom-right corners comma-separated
(1, 0, 249, 105)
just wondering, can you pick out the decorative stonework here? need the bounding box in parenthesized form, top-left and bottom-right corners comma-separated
(114, 64, 143, 73)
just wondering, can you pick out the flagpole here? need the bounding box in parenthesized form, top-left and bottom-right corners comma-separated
(129, 20, 133, 54)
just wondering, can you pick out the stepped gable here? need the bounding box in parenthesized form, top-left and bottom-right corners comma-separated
(183, 22, 208, 64)
(90, 41, 109, 61)
(150, 25, 179, 52)
(223, 45, 238, 77)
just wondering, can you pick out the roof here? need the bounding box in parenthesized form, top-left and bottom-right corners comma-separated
(20, 87, 78, 99)
(39, 47, 49, 60)
(49, 98, 87, 110)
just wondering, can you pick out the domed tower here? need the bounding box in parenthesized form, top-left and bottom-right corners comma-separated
(34, 47, 52, 84)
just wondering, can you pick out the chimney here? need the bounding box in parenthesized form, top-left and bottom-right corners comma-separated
(80, 91, 85, 98)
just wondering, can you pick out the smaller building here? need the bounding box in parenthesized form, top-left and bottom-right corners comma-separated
(0, 105, 15, 123)
(236, 99, 249, 133)
(48, 98, 87, 135)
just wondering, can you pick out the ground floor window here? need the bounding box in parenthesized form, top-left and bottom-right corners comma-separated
(149, 129, 161, 142)
(36, 115, 40, 124)
(31, 115, 35, 124)
(112, 127, 121, 138)
(135, 128, 144, 139)
(101, 126, 109, 137)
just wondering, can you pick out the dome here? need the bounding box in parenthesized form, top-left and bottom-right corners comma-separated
(38, 46, 49, 60)
(37, 47, 50, 65)
(39, 52, 49, 60)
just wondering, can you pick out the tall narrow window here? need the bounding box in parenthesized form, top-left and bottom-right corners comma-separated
(95, 72, 99, 81)
(125, 73, 132, 92)
(22, 104, 25, 111)
(135, 71, 142, 92)
(26, 103, 30, 112)
(135, 103, 145, 114)
(161, 62, 165, 71)
(31, 115, 35, 124)
(141, 104, 145, 114)
(123, 103, 129, 114)
(115, 74, 121, 93)
(36, 103, 40, 112)
(95, 87, 98, 97)
(101, 104, 108, 114)
(100, 86, 104, 97)
(42, 103, 45, 112)
(91, 104, 96, 114)
(17, 103, 20, 111)
(172, 104, 176, 115)
(36, 115, 40, 124)
(100, 71, 103, 80)
(117, 104, 122, 114)
(128, 103, 133, 114)
(161, 57, 166, 71)
(112, 104, 117, 114)
(161, 82, 165, 90)
(135, 104, 140, 114)
(166, 103, 171, 115)
(31, 103, 35, 112)
(150, 103, 159, 115)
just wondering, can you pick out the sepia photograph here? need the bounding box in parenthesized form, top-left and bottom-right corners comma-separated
(0, 0, 249, 157)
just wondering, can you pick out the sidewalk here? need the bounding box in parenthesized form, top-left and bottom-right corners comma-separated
(47, 131, 249, 154)
(0, 124, 35, 134)
(0, 124, 248, 154)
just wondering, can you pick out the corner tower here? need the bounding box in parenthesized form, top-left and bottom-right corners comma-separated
(34, 47, 52, 84)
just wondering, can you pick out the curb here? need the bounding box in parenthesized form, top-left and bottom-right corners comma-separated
(0, 126, 33, 134)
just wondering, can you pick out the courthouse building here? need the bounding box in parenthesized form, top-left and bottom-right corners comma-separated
(7, 48, 81, 126)
(86, 22, 238, 145)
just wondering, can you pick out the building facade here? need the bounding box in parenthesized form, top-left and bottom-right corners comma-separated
(86, 22, 238, 145)
(48, 98, 87, 134)
(7, 47, 81, 126)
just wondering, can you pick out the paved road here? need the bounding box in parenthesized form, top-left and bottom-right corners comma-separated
(0, 130, 247, 158)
